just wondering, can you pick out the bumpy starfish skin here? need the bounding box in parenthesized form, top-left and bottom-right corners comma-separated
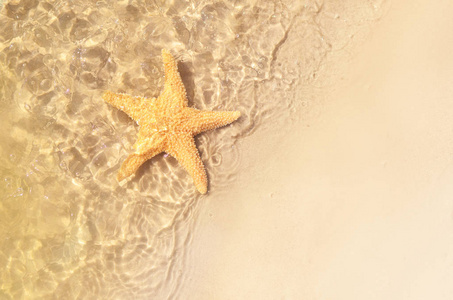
(103, 49, 241, 194)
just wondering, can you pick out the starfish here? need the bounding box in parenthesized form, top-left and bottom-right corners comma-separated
(103, 49, 241, 194)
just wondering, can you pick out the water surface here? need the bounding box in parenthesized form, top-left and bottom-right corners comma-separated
(0, 0, 387, 298)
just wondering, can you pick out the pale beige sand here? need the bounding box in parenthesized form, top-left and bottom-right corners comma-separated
(180, 0, 453, 298)
(1, 0, 453, 298)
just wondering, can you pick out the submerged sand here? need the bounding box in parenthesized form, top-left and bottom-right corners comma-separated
(1, 0, 453, 299)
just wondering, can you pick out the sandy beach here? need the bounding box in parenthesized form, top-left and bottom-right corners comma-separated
(1, 0, 453, 299)
(180, 0, 453, 298)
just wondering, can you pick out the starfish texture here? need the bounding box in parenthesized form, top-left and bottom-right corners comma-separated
(103, 49, 241, 194)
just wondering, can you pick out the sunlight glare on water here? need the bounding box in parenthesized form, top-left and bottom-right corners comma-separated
(0, 0, 387, 298)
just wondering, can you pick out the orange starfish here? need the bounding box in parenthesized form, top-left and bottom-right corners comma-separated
(103, 49, 241, 194)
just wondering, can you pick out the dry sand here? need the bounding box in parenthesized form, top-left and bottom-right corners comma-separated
(180, 0, 453, 298)
(1, 0, 453, 298)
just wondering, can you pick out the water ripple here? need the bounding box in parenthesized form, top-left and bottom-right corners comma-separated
(0, 0, 389, 298)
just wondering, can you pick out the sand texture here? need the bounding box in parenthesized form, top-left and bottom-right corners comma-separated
(1, 0, 453, 299)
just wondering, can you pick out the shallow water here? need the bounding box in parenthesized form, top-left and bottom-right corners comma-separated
(0, 0, 387, 298)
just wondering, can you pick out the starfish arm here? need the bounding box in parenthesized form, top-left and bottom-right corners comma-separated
(103, 91, 146, 121)
(117, 147, 163, 181)
(167, 134, 208, 194)
(184, 109, 241, 135)
(160, 49, 188, 109)
(134, 132, 166, 155)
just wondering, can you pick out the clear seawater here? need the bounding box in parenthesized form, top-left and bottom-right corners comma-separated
(0, 0, 387, 298)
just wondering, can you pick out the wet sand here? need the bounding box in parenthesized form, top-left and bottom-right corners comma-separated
(181, 0, 453, 298)
(1, 0, 453, 298)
